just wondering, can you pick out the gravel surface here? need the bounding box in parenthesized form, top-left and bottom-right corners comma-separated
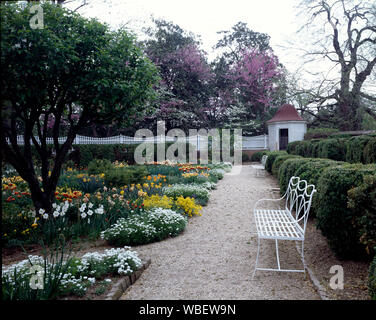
(121, 165, 320, 300)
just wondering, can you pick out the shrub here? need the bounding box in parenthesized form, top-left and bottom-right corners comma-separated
(87, 159, 114, 175)
(242, 152, 250, 162)
(209, 169, 225, 180)
(104, 166, 148, 187)
(100, 208, 187, 246)
(346, 135, 372, 163)
(294, 140, 311, 157)
(347, 174, 376, 257)
(316, 163, 376, 259)
(162, 184, 210, 206)
(251, 151, 268, 162)
(304, 128, 339, 140)
(317, 138, 347, 161)
(364, 137, 376, 164)
(306, 139, 322, 158)
(369, 255, 376, 300)
(265, 151, 287, 173)
(278, 158, 320, 194)
(286, 141, 301, 155)
(271, 154, 300, 177)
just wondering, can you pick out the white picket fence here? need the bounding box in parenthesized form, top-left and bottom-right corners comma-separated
(242, 134, 269, 150)
(7, 134, 269, 151)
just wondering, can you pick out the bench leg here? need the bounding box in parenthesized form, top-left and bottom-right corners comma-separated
(275, 239, 281, 270)
(252, 237, 261, 279)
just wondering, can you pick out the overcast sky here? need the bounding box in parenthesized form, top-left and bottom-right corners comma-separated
(66, 0, 305, 68)
(63, 0, 375, 95)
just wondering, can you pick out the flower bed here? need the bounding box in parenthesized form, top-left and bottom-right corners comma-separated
(2, 246, 142, 300)
(100, 208, 188, 246)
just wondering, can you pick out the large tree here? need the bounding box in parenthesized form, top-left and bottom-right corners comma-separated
(142, 19, 214, 132)
(1, 2, 159, 213)
(297, 0, 376, 131)
(212, 22, 286, 134)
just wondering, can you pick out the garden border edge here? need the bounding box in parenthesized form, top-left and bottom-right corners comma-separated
(105, 258, 152, 300)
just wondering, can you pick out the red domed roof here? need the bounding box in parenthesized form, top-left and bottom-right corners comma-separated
(267, 104, 305, 123)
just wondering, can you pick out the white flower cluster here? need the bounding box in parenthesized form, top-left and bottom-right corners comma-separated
(2, 255, 44, 283)
(34, 201, 72, 220)
(200, 181, 217, 190)
(79, 247, 142, 276)
(100, 208, 187, 245)
(209, 168, 225, 179)
(163, 184, 210, 199)
(79, 202, 104, 221)
(2, 247, 142, 296)
(52, 201, 70, 218)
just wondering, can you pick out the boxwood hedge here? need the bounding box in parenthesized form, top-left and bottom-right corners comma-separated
(271, 154, 301, 177)
(316, 163, 376, 259)
(265, 151, 287, 173)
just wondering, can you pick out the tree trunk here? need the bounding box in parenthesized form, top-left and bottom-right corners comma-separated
(337, 93, 362, 131)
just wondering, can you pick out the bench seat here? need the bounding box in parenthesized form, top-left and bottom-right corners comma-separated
(254, 209, 304, 241)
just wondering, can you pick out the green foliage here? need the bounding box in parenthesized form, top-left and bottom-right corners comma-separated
(363, 138, 376, 164)
(2, 241, 72, 300)
(163, 184, 210, 206)
(369, 255, 376, 300)
(250, 151, 268, 162)
(347, 174, 376, 257)
(87, 159, 114, 175)
(346, 136, 372, 163)
(278, 158, 320, 194)
(103, 166, 148, 187)
(316, 164, 376, 259)
(304, 128, 339, 140)
(271, 154, 300, 177)
(317, 138, 347, 161)
(287, 135, 374, 164)
(242, 152, 250, 162)
(265, 151, 287, 173)
(286, 141, 301, 155)
(1, 1, 159, 214)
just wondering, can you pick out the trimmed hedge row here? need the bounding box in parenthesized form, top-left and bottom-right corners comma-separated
(265, 152, 376, 261)
(316, 164, 376, 259)
(265, 151, 287, 173)
(271, 154, 301, 176)
(287, 135, 376, 164)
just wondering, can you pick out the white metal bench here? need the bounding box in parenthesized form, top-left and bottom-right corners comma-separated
(252, 176, 316, 278)
(251, 155, 268, 176)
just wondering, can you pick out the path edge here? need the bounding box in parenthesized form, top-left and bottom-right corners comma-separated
(105, 258, 151, 300)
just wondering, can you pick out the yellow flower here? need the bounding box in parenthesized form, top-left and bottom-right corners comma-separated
(143, 194, 173, 209)
(138, 190, 147, 197)
(175, 196, 202, 217)
(31, 223, 38, 228)
(120, 190, 124, 195)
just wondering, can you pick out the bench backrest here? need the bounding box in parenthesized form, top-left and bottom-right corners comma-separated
(284, 176, 316, 232)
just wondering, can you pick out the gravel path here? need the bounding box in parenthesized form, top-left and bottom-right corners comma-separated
(121, 165, 320, 300)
